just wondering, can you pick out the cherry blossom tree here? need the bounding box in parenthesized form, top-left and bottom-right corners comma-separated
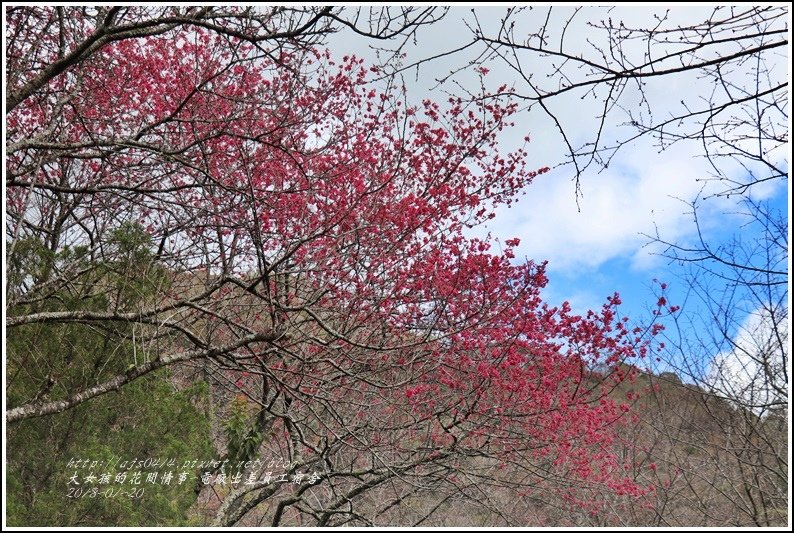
(5, 6, 659, 525)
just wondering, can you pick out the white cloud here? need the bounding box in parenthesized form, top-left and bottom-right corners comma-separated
(483, 140, 727, 273)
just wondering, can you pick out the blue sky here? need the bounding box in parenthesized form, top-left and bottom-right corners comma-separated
(527, 173, 789, 329)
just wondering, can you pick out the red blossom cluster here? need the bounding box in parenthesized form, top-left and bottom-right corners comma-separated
(7, 24, 658, 510)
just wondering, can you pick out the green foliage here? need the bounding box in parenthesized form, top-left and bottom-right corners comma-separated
(102, 222, 169, 309)
(6, 376, 213, 526)
(6, 224, 214, 526)
(224, 396, 264, 466)
(7, 236, 53, 290)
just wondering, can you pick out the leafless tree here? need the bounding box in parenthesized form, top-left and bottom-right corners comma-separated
(637, 192, 788, 526)
(465, 5, 788, 198)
